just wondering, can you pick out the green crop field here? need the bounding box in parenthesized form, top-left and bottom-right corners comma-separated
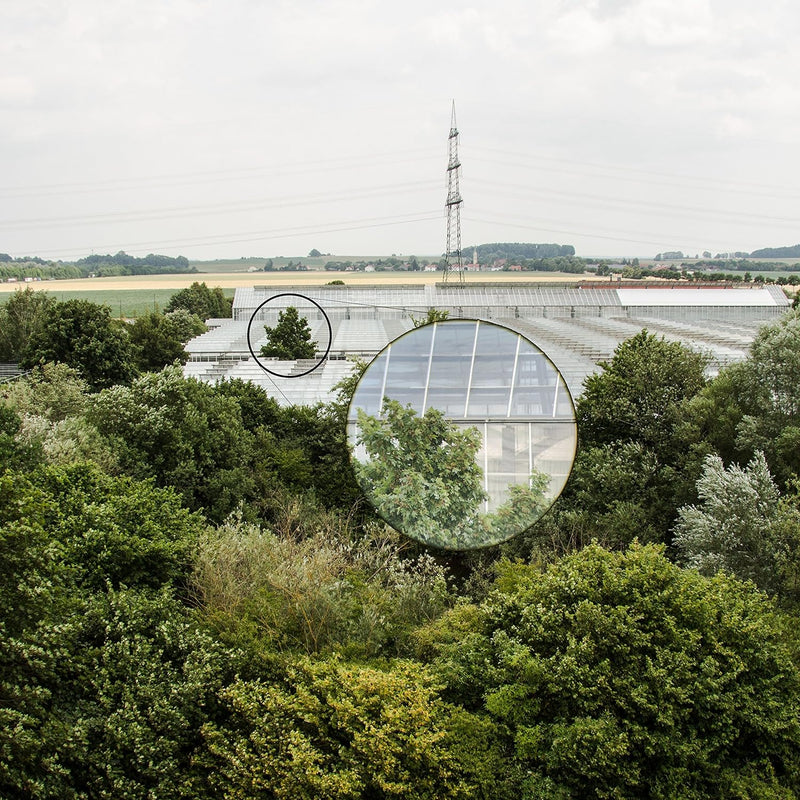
(32, 287, 235, 318)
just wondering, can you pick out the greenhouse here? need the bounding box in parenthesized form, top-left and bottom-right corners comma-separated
(183, 282, 791, 405)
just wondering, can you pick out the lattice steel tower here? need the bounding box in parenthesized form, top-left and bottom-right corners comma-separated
(443, 101, 464, 284)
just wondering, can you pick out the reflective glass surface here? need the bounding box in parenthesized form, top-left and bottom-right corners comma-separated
(347, 320, 577, 550)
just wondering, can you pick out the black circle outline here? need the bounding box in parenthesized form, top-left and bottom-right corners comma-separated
(246, 293, 333, 378)
(346, 318, 578, 551)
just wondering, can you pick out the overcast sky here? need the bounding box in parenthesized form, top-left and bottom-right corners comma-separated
(2, 0, 800, 261)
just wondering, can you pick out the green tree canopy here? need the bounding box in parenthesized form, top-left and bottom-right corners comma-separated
(0, 287, 55, 362)
(20, 299, 136, 390)
(89, 366, 255, 521)
(129, 309, 206, 372)
(548, 331, 710, 551)
(355, 399, 486, 548)
(734, 309, 800, 483)
(577, 330, 708, 451)
(679, 309, 800, 488)
(260, 306, 317, 360)
(421, 543, 800, 798)
(165, 282, 232, 320)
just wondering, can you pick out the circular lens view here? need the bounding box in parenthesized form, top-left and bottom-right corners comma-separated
(347, 319, 577, 550)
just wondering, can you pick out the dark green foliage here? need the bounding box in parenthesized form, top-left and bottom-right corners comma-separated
(215, 375, 366, 517)
(0, 403, 37, 469)
(1, 463, 203, 593)
(2, 587, 234, 800)
(0, 467, 230, 800)
(680, 310, 800, 488)
(0, 286, 55, 361)
(548, 331, 709, 550)
(20, 299, 137, 390)
(57, 588, 232, 800)
(577, 330, 707, 451)
(76, 250, 195, 275)
(750, 244, 800, 258)
(165, 281, 232, 320)
(472, 242, 576, 261)
(260, 305, 317, 360)
(89, 366, 254, 522)
(422, 544, 800, 798)
(128, 309, 206, 371)
(37, 463, 205, 591)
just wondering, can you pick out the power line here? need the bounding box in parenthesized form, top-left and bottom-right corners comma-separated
(466, 145, 800, 199)
(0, 147, 441, 199)
(0, 180, 441, 231)
(23, 210, 444, 259)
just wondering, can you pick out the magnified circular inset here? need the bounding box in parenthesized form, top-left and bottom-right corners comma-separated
(347, 319, 577, 550)
(246, 293, 332, 378)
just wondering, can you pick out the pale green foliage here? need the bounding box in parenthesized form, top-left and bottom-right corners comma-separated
(411, 308, 450, 327)
(674, 452, 800, 594)
(0, 362, 90, 421)
(489, 469, 550, 541)
(355, 399, 551, 548)
(15, 413, 118, 471)
(193, 512, 452, 657)
(1, 363, 115, 469)
(203, 658, 471, 800)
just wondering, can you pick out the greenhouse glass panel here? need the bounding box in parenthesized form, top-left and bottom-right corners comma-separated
(347, 319, 577, 550)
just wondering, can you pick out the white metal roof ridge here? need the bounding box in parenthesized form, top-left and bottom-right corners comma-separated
(616, 287, 786, 307)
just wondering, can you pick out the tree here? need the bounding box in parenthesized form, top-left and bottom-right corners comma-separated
(89, 366, 255, 522)
(308, 248, 322, 257)
(0, 467, 233, 799)
(0, 287, 55, 362)
(679, 310, 800, 488)
(674, 452, 800, 597)
(1, 362, 90, 421)
(129, 309, 206, 372)
(165, 282, 232, 320)
(422, 543, 800, 798)
(354, 399, 486, 548)
(734, 309, 800, 484)
(260, 306, 317, 360)
(577, 330, 707, 451)
(203, 658, 472, 799)
(20, 299, 136, 390)
(550, 331, 710, 550)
